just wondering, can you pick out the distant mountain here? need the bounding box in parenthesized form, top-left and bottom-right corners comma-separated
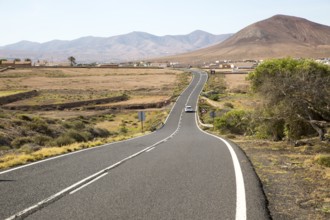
(0, 31, 232, 63)
(159, 15, 330, 63)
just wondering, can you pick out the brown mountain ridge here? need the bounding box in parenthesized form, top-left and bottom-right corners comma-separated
(159, 15, 330, 63)
(0, 31, 231, 63)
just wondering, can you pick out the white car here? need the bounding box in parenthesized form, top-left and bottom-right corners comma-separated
(184, 105, 194, 112)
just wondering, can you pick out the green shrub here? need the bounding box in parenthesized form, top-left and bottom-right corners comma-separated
(284, 119, 316, 141)
(255, 119, 285, 141)
(53, 129, 92, 147)
(62, 121, 71, 129)
(89, 127, 111, 138)
(17, 114, 32, 121)
(103, 114, 115, 121)
(18, 144, 40, 153)
(54, 135, 75, 146)
(226, 134, 236, 139)
(33, 135, 52, 146)
(45, 118, 57, 125)
(209, 94, 219, 101)
(62, 120, 86, 129)
(80, 131, 93, 141)
(11, 137, 34, 149)
(214, 110, 249, 135)
(27, 117, 52, 135)
(12, 119, 24, 126)
(120, 126, 128, 134)
(66, 130, 87, 142)
(224, 102, 234, 109)
(314, 154, 330, 167)
(0, 146, 11, 151)
(0, 135, 9, 146)
(71, 120, 86, 129)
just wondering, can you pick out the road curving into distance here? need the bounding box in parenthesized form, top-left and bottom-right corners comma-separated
(0, 70, 270, 220)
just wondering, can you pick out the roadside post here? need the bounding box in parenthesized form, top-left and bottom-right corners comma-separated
(210, 111, 216, 130)
(138, 111, 146, 133)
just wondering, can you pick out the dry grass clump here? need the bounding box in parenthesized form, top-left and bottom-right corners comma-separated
(314, 154, 330, 167)
(0, 109, 169, 170)
(0, 138, 121, 169)
(0, 90, 26, 97)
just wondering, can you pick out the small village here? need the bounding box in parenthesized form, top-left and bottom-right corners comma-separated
(1, 58, 329, 72)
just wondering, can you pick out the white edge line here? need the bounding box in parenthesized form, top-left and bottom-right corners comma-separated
(70, 172, 108, 195)
(0, 69, 195, 176)
(194, 70, 247, 220)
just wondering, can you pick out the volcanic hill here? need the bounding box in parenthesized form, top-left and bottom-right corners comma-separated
(158, 15, 330, 63)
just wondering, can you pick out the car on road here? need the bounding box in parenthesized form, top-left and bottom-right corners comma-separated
(184, 105, 194, 112)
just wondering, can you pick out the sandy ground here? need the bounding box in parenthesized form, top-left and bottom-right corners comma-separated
(237, 139, 330, 220)
(0, 68, 187, 120)
(0, 68, 180, 91)
(0, 68, 185, 107)
(224, 73, 250, 92)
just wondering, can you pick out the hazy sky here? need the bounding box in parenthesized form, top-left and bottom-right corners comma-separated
(1, 0, 329, 46)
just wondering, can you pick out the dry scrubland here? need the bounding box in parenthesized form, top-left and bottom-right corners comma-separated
(200, 72, 330, 219)
(0, 68, 182, 108)
(0, 67, 190, 168)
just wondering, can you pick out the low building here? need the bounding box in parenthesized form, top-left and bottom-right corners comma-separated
(208, 64, 219, 69)
(98, 64, 119, 68)
(232, 62, 257, 69)
(0, 60, 31, 67)
(219, 64, 233, 69)
(34, 60, 48, 66)
(14, 61, 32, 67)
(149, 62, 168, 68)
(0, 60, 15, 67)
(171, 63, 189, 68)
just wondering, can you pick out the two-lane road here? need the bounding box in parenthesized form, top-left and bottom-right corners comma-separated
(0, 70, 270, 220)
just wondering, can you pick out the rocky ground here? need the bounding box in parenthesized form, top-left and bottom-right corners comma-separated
(236, 138, 330, 220)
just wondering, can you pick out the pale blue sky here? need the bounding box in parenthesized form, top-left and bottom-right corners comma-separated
(1, 0, 329, 46)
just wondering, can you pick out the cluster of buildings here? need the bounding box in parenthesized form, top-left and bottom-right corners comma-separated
(315, 58, 330, 65)
(202, 60, 259, 70)
(97, 61, 188, 68)
(1, 58, 329, 70)
(0, 59, 172, 69)
(202, 57, 330, 71)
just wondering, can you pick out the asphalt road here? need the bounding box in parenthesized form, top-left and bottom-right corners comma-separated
(0, 70, 270, 220)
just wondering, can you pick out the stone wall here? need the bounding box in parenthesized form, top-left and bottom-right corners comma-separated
(0, 90, 38, 105)
(2, 95, 129, 111)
